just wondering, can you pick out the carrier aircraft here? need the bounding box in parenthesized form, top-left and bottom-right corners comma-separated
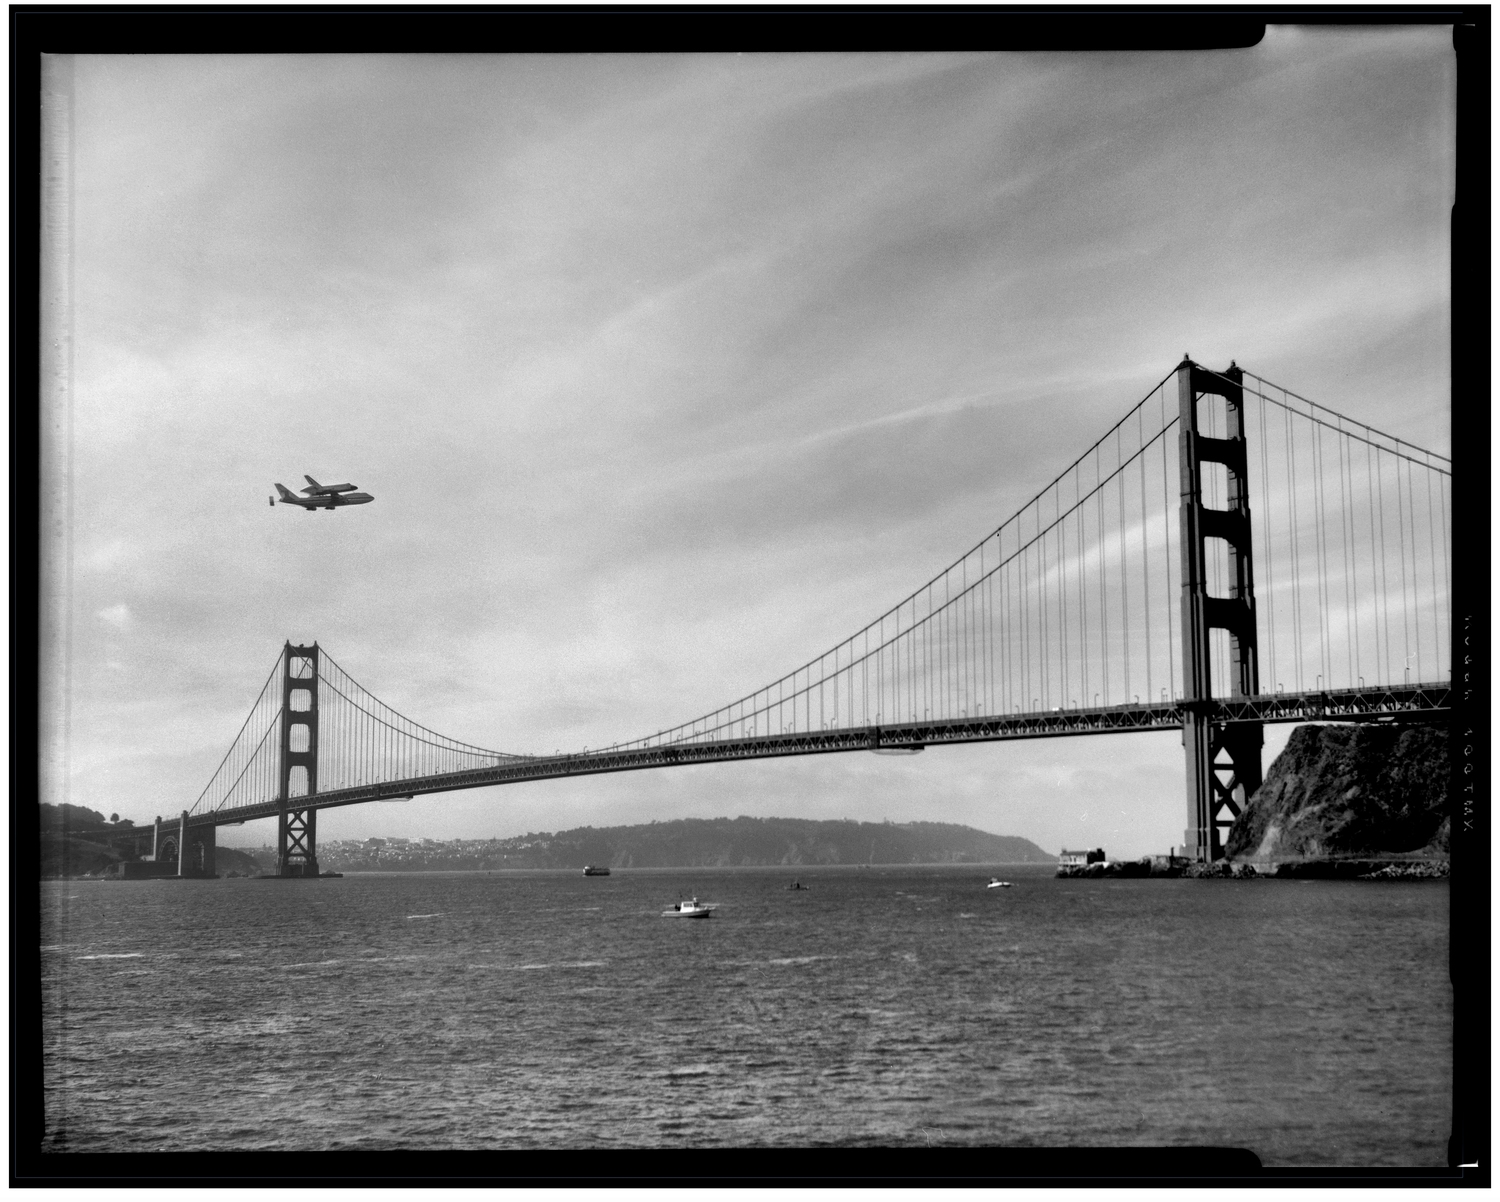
(271, 476, 375, 511)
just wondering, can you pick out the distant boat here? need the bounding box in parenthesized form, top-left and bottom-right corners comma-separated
(987, 878, 1012, 889)
(663, 897, 717, 918)
(582, 866, 611, 876)
(787, 881, 810, 891)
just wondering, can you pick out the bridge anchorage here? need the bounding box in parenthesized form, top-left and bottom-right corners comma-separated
(180, 357, 1449, 868)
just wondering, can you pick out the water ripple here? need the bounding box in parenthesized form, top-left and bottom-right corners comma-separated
(40, 869, 1451, 1162)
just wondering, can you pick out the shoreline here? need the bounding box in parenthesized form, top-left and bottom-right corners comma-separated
(1056, 858, 1450, 881)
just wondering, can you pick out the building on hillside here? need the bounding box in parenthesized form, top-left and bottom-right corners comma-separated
(1058, 848, 1106, 868)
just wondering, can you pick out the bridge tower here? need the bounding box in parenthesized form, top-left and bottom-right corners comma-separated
(1178, 359, 1262, 861)
(276, 642, 322, 877)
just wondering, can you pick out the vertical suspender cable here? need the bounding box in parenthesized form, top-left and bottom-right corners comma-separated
(1438, 473, 1450, 674)
(1079, 469, 1089, 707)
(1313, 421, 1331, 688)
(1117, 427, 1130, 703)
(977, 544, 985, 715)
(1339, 431, 1357, 687)
(1057, 486, 1067, 708)
(904, 603, 911, 724)
(1286, 403, 1303, 691)
(987, 544, 995, 714)
(1364, 441, 1382, 685)
(1059, 488, 1069, 708)
(1019, 543, 1027, 709)
(1374, 447, 1391, 683)
(1026, 516, 1034, 709)
(1098, 449, 1108, 705)
(1038, 506, 1048, 709)
(989, 539, 999, 713)
(1395, 453, 1410, 680)
(999, 548, 1006, 713)
(863, 625, 869, 726)
(973, 557, 981, 715)
(948, 579, 955, 720)
(1009, 543, 1017, 711)
(961, 560, 969, 716)
(1140, 405, 1152, 703)
(924, 587, 931, 721)
(1424, 467, 1441, 675)
(1009, 545, 1018, 709)
(973, 561, 982, 716)
(1406, 459, 1421, 680)
(1163, 394, 1175, 699)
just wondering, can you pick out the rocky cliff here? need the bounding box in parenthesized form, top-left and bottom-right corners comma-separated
(1224, 723, 1449, 862)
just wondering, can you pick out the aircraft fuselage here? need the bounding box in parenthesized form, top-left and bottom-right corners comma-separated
(272, 481, 374, 510)
(290, 493, 374, 510)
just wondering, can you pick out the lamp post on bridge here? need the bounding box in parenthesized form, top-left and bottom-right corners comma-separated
(1178, 358, 1263, 861)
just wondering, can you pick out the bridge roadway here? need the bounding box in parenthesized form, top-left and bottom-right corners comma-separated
(182, 681, 1450, 832)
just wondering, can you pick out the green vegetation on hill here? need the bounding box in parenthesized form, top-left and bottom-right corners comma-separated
(1225, 724, 1449, 862)
(38, 804, 272, 878)
(39, 803, 140, 877)
(39, 802, 134, 832)
(317, 817, 1051, 872)
(39, 805, 1048, 877)
(216, 847, 271, 877)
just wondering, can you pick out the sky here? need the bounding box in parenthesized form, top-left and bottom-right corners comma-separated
(45, 34, 1454, 858)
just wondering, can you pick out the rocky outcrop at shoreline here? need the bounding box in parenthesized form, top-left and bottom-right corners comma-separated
(1056, 856, 1449, 880)
(1356, 861, 1449, 880)
(1224, 723, 1449, 862)
(1056, 723, 1451, 882)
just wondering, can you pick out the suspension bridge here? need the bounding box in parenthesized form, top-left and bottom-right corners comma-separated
(120, 358, 1451, 877)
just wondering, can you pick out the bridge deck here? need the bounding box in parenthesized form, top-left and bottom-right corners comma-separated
(186, 681, 1448, 829)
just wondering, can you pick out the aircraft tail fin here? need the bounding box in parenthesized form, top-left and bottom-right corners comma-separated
(274, 483, 297, 502)
(304, 475, 322, 490)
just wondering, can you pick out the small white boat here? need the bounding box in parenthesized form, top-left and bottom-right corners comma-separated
(663, 897, 718, 918)
(987, 878, 1013, 889)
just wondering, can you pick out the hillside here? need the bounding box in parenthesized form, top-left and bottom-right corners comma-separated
(216, 847, 272, 877)
(37, 804, 272, 878)
(1224, 723, 1449, 862)
(318, 817, 1051, 872)
(39, 803, 139, 877)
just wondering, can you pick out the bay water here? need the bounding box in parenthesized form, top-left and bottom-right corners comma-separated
(40, 865, 1450, 1162)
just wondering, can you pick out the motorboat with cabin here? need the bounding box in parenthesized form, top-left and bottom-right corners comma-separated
(663, 897, 717, 918)
(987, 878, 1013, 889)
